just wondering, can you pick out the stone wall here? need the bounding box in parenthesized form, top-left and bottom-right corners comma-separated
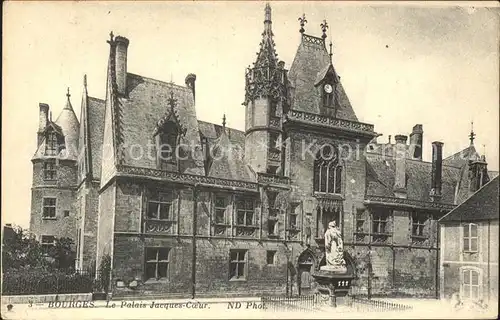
(96, 183, 116, 271)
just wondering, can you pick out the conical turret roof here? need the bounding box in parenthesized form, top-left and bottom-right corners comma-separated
(54, 88, 80, 160)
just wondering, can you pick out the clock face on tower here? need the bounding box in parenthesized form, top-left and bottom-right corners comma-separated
(324, 84, 333, 94)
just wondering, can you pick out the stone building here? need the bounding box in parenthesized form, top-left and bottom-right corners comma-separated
(439, 176, 498, 304)
(29, 4, 497, 298)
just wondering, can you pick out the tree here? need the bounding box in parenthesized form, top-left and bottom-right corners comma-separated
(2, 225, 76, 272)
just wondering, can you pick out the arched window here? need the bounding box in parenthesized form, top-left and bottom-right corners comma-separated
(158, 121, 179, 170)
(313, 145, 342, 194)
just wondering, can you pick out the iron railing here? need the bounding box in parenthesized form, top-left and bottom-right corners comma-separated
(261, 294, 319, 312)
(2, 269, 105, 296)
(345, 295, 413, 312)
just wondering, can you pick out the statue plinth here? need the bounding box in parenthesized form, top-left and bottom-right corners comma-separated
(312, 266, 354, 308)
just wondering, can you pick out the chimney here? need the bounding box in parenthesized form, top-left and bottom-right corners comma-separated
(394, 134, 408, 198)
(430, 141, 443, 201)
(114, 36, 129, 96)
(409, 124, 423, 161)
(469, 155, 489, 193)
(185, 73, 196, 103)
(38, 103, 50, 146)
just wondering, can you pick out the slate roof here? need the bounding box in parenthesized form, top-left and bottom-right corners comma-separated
(443, 145, 480, 168)
(54, 95, 80, 160)
(287, 34, 358, 121)
(87, 97, 105, 179)
(119, 73, 204, 175)
(197, 121, 254, 181)
(198, 121, 245, 147)
(365, 155, 461, 204)
(33, 95, 80, 161)
(439, 176, 499, 222)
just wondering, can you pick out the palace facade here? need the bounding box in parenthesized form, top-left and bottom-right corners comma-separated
(30, 4, 496, 298)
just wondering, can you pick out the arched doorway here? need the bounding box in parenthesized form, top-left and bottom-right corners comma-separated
(297, 249, 317, 296)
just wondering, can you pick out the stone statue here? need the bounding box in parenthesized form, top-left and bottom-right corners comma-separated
(320, 221, 347, 272)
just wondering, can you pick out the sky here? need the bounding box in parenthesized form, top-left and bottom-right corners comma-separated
(2, 1, 499, 229)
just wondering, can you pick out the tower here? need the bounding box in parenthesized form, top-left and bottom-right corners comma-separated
(30, 89, 80, 248)
(467, 124, 490, 193)
(243, 3, 289, 175)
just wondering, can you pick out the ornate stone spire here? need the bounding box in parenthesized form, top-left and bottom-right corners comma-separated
(255, 2, 277, 69)
(222, 114, 226, 129)
(264, 2, 272, 35)
(243, 3, 287, 105)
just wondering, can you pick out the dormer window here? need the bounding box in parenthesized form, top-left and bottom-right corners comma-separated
(322, 83, 334, 108)
(158, 122, 179, 170)
(45, 132, 59, 156)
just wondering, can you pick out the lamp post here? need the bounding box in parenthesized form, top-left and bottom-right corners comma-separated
(285, 246, 292, 298)
(367, 249, 373, 300)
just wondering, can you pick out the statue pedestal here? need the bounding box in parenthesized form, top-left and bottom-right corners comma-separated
(312, 267, 354, 308)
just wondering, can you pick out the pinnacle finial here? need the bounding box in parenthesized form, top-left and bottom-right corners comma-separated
(109, 31, 114, 42)
(329, 41, 333, 61)
(265, 2, 271, 22)
(298, 13, 307, 34)
(222, 114, 226, 129)
(321, 20, 329, 39)
(167, 91, 177, 111)
(263, 2, 272, 36)
(83, 74, 87, 88)
(66, 87, 70, 98)
(469, 121, 476, 145)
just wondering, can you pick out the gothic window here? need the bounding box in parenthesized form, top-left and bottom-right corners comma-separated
(411, 212, 428, 237)
(236, 198, 254, 226)
(370, 208, 392, 243)
(145, 247, 170, 281)
(269, 132, 280, 150)
(461, 268, 481, 300)
(289, 211, 298, 229)
(43, 161, 57, 180)
(313, 145, 342, 194)
(270, 101, 278, 118)
(158, 122, 179, 170)
(45, 132, 58, 156)
(229, 249, 247, 280)
(463, 223, 478, 253)
(268, 219, 277, 236)
(267, 191, 278, 237)
(214, 194, 228, 224)
(354, 209, 367, 242)
(147, 191, 173, 220)
(266, 251, 276, 265)
(372, 212, 388, 234)
(42, 197, 56, 218)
